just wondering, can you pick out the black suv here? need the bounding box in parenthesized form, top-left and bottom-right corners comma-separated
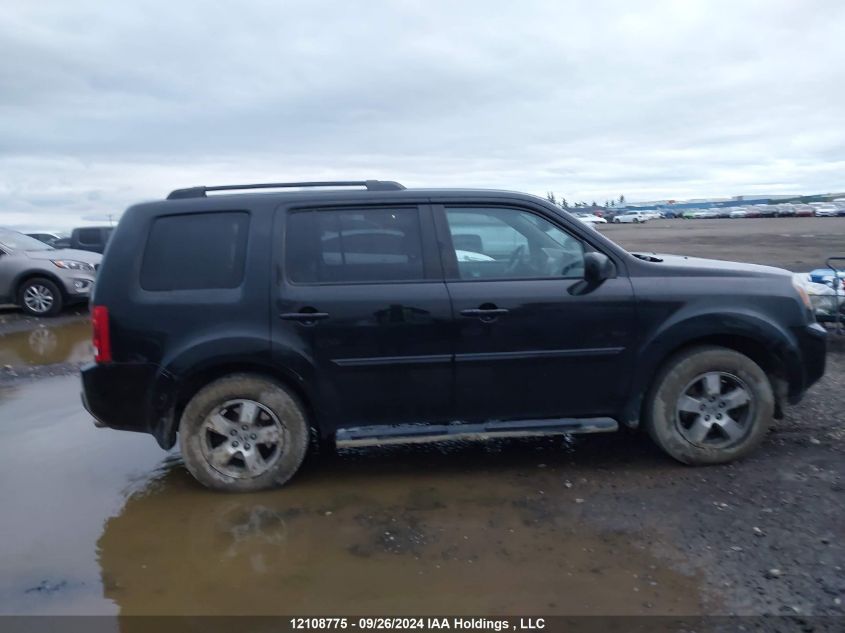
(81, 180, 827, 492)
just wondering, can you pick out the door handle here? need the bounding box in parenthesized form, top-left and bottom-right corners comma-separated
(460, 307, 509, 322)
(279, 311, 330, 324)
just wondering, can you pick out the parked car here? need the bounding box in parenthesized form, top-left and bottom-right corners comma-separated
(814, 204, 840, 217)
(793, 204, 815, 217)
(729, 208, 748, 219)
(612, 211, 649, 223)
(80, 180, 827, 492)
(26, 232, 68, 247)
(742, 205, 762, 218)
(52, 226, 114, 254)
(690, 209, 716, 219)
(774, 204, 796, 217)
(0, 228, 101, 316)
(640, 211, 662, 220)
(573, 212, 607, 225)
(754, 205, 777, 218)
(681, 210, 697, 219)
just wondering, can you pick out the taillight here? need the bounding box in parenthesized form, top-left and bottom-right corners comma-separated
(91, 305, 112, 363)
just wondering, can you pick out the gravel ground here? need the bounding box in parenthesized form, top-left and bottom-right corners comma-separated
(0, 218, 843, 621)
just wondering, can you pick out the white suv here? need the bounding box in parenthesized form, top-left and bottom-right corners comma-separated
(612, 211, 649, 224)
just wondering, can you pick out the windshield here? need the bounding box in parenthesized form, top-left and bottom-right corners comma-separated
(0, 228, 54, 252)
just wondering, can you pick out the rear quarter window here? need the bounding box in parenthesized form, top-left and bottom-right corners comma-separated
(140, 211, 249, 291)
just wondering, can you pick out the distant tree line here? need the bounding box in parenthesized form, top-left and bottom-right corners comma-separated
(546, 192, 625, 210)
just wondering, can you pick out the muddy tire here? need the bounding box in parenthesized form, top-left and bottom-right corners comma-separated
(18, 277, 63, 317)
(644, 346, 773, 465)
(179, 374, 309, 492)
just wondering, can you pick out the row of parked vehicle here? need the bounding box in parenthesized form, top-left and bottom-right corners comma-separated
(679, 200, 845, 219)
(573, 199, 845, 225)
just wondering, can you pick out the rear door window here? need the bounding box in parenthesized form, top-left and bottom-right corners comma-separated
(140, 212, 249, 291)
(285, 208, 424, 283)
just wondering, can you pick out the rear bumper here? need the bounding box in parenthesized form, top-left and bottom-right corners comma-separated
(80, 361, 176, 447)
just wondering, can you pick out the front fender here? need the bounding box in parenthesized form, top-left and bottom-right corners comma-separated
(623, 309, 800, 425)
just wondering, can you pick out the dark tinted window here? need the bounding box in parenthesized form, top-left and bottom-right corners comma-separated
(141, 212, 249, 291)
(286, 208, 423, 283)
(77, 228, 104, 245)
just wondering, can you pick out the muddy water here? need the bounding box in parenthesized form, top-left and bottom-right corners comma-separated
(0, 319, 91, 366)
(0, 377, 706, 616)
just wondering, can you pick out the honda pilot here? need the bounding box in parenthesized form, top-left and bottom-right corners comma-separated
(81, 181, 827, 492)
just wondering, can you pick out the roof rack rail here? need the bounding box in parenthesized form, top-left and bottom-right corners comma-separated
(167, 180, 405, 200)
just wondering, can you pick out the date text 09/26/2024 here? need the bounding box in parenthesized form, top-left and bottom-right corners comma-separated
(290, 618, 546, 631)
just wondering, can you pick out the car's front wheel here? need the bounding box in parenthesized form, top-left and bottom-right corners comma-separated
(644, 346, 773, 465)
(179, 374, 309, 492)
(18, 277, 63, 317)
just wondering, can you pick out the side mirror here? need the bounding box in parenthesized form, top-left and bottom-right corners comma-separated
(583, 252, 614, 284)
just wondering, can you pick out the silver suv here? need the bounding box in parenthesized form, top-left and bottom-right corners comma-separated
(0, 228, 101, 316)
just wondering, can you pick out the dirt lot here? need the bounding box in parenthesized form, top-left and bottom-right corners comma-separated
(599, 216, 845, 272)
(0, 218, 843, 622)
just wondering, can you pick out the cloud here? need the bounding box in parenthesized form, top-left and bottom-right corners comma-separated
(0, 0, 843, 228)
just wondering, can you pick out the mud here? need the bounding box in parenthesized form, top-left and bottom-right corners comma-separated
(0, 377, 704, 616)
(0, 218, 843, 618)
(1, 362, 843, 617)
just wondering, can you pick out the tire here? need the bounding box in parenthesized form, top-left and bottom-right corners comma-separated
(644, 346, 774, 465)
(18, 277, 63, 317)
(633, 218, 640, 223)
(613, 218, 620, 223)
(179, 374, 309, 492)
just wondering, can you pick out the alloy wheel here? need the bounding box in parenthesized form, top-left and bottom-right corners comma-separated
(23, 284, 54, 314)
(675, 371, 755, 448)
(200, 399, 286, 479)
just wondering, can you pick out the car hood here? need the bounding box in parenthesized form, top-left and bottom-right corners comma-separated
(632, 253, 790, 279)
(23, 248, 103, 264)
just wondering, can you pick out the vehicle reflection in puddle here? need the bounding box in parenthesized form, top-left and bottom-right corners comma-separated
(0, 320, 92, 366)
(0, 377, 706, 616)
(97, 451, 705, 616)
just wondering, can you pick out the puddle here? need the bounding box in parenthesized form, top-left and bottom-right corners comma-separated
(97, 464, 703, 616)
(0, 320, 92, 366)
(0, 377, 706, 616)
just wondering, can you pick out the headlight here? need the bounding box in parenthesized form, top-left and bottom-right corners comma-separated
(52, 259, 94, 272)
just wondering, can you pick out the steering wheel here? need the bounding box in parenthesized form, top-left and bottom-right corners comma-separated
(560, 254, 582, 277)
(505, 245, 526, 275)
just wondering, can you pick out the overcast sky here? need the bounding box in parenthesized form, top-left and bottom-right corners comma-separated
(1, 0, 844, 230)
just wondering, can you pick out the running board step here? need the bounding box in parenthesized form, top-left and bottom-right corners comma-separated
(335, 417, 618, 448)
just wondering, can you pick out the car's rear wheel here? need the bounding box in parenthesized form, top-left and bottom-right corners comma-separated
(18, 278, 63, 317)
(179, 374, 309, 492)
(644, 346, 773, 465)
